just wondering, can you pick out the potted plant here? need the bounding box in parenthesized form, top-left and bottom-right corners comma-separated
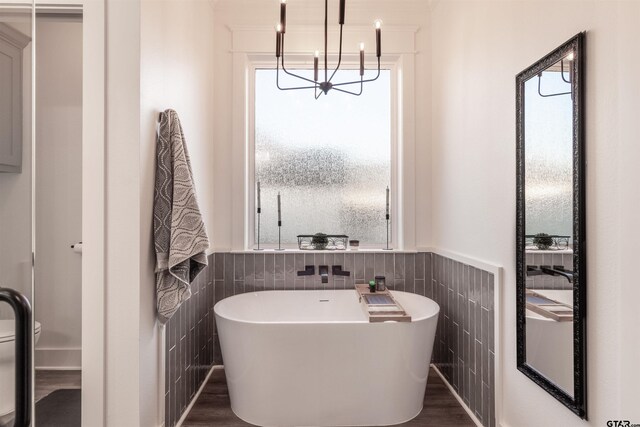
(311, 233, 329, 250)
(533, 233, 554, 250)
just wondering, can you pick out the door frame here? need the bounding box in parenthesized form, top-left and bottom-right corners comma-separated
(35, 1, 106, 425)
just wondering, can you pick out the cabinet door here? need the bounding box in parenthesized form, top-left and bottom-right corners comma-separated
(0, 24, 29, 173)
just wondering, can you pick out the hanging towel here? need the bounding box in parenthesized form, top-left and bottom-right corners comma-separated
(154, 109, 210, 323)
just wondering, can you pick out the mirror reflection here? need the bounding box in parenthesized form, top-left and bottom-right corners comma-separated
(0, 3, 33, 424)
(523, 51, 576, 397)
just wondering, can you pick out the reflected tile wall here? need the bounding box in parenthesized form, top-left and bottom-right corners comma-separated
(164, 254, 215, 427)
(165, 252, 496, 427)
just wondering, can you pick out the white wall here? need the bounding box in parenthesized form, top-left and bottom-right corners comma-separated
(34, 17, 83, 370)
(429, 0, 640, 425)
(105, 0, 142, 424)
(103, 0, 217, 424)
(140, 0, 215, 425)
(212, 0, 432, 250)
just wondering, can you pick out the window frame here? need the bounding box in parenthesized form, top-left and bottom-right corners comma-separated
(246, 56, 400, 250)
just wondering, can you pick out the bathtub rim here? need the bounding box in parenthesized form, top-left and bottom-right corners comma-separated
(213, 289, 440, 325)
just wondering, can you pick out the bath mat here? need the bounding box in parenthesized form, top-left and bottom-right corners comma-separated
(36, 389, 80, 427)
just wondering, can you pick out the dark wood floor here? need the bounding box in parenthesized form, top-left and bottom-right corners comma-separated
(183, 368, 475, 427)
(0, 370, 82, 427)
(35, 370, 82, 401)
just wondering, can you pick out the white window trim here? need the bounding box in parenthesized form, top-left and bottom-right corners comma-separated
(229, 25, 418, 251)
(247, 58, 399, 250)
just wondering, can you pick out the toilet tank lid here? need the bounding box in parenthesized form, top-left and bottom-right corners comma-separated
(0, 320, 41, 343)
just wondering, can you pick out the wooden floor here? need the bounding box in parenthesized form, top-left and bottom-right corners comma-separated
(183, 368, 475, 427)
(35, 370, 82, 402)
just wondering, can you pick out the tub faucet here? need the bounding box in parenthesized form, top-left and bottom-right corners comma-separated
(319, 265, 329, 284)
(541, 265, 573, 283)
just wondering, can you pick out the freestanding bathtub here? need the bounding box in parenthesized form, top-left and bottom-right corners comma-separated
(214, 289, 439, 427)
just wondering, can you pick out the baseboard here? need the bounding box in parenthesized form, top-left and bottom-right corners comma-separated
(35, 347, 81, 370)
(175, 365, 218, 427)
(432, 364, 483, 427)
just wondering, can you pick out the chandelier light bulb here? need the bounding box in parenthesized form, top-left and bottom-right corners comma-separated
(375, 19, 382, 29)
(315, 50, 319, 58)
(566, 52, 575, 61)
(360, 42, 365, 51)
(275, 24, 282, 57)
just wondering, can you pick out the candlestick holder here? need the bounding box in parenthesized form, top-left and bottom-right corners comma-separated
(254, 208, 264, 251)
(276, 221, 284, 251)
(383, 213, 392, 250)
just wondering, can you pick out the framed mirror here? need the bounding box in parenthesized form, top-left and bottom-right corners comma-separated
(516, 32, 586, 418)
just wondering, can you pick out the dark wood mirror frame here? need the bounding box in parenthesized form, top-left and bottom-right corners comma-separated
(516, 32, 586, 419)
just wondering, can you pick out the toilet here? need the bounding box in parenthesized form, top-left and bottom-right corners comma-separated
(0, 320, 41, 417)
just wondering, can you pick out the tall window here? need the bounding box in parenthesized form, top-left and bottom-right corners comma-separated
(253, 68, 392, 247)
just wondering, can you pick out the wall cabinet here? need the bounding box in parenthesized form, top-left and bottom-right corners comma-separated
(0, 23, 30, 173)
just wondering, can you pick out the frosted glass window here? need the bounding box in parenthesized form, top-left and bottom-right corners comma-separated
(254, 68, 391, 246)
(524, 68, 573, 238)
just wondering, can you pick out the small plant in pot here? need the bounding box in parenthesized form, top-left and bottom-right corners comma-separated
(311, 233, 329, 250)
(533, 233, 554, 250)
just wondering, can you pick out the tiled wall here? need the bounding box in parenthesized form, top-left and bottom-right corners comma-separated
(164, 254, 215, 427)
(525, 251, 573, 290)
(165, 251, 496, 427)
(431, 254, 496, 427)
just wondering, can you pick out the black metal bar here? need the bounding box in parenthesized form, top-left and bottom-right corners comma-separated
(327, 25, 344, 83)
(332, 265, 351, 277)
(279, 36, 318, 86)
(276, 221, 284, 251)
(0, 287, 33, 427)
(332, 58, 381, 87)
(324, 0, 328, 83)
(276, 60, 317, 91)
(540, 265, 573, 283)
(526, 265, 542, 277)
(537, 72, 571, 97)
(297, 265, 315, 276)
(332, 82, 362, 96)
(384, 214, 391, 250)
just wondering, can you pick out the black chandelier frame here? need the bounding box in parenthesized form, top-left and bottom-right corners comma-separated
(275, 0, 382, 98)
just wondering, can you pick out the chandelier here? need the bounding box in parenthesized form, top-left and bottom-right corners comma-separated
(275, 0, 382, 98)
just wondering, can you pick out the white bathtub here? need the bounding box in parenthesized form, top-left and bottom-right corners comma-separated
(214, 290, 439, 427)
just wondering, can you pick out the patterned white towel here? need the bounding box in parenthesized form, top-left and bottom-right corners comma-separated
(154, 109, 209, 323)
